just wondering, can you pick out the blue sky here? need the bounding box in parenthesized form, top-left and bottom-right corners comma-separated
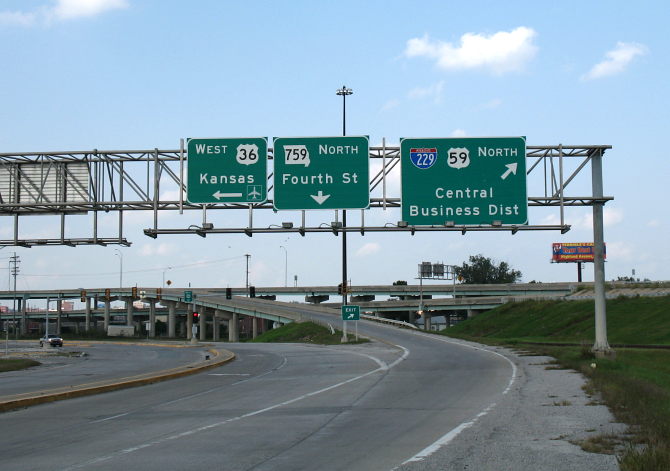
(0, 0, 667, 295)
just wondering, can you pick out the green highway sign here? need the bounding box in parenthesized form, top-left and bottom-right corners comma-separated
(184, 290, 193, 302)
(187, 137, 268, 204)
(341, 305, 360, 321)
(273, 136, 369, 210)
(400, 137, 528, 226)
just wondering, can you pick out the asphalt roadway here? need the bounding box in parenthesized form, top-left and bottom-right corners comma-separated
(0, 342, 208, 397)
(0, 300, 618, 470)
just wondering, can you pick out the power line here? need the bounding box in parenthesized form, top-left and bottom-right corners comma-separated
(20, 255, 245, 278)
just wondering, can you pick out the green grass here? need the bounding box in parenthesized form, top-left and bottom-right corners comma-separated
(248, 321, 366, 345)
(0, 358, 41, 372)
(440, 295, 670, 471)
(446, 295, 670, 345)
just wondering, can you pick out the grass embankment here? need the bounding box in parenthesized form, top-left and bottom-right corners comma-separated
(249, 321, 367, 345)
(442, 295, 670, 471)
(0, 359, 41, 372)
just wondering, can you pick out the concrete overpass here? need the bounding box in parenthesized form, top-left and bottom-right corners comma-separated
(0, 282, 582, 340)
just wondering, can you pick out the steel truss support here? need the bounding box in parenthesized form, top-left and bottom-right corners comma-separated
(0, 144, 612, 246)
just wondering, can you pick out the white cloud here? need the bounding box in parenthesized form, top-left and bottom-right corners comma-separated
(408, 81, 445, 103)
(475, 98, 503, 110)
(404, 27, 538, 74)
(380, 99, 400, 112)
(356, 242, 381, 257)
(138, 242, 177, 257)
(160, 189, 182, 201)
(0, 0, 127, 26)
(582, 42, 648, 80)
(450, 129, 467, 137)
(0, 10, 37, 26)
(53, 0, 128, 20)
(575, 207, 624, 230)
(606, 241, 634, 262)
(647, 219, 660, 228)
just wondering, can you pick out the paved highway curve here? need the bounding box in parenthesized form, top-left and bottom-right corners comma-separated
(0, 301, 515, 471)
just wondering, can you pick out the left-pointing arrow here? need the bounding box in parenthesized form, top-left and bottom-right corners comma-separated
(500, 163, 518, 180)
(310, 190, 331, 205)
(213, 191, 243, 200)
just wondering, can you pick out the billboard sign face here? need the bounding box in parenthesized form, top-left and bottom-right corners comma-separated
(552, 243, 606, 263)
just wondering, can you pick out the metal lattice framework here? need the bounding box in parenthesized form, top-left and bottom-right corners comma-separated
(0, 143, 612, 246)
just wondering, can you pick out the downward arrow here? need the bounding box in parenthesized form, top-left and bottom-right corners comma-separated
(310, 190, 331, 205)
(501, 163, 518, 180)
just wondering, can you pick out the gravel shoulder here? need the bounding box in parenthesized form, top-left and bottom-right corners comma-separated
(397, 342, 627, 471)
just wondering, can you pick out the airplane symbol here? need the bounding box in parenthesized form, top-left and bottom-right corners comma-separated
(247, 186, 262, 201)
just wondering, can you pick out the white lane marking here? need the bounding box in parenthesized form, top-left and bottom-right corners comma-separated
(88, 412, 129, 424)
(208, 373, 250, 376)
(232, 355, 288, 385)
(401, 403, 496, 464)
(396, 331, 518, 465)
(91, 355, 289, 421)
(62, 347, 409, 470)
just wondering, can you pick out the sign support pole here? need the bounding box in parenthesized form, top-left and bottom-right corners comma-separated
(591, 150, 612, 357)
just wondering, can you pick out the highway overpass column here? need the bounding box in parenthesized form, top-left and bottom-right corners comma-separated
(56, 299, 62, 335)
(252, 314, 258, 339)
(467, 309, 477, 319)
(213, 310, 221, 341)
(103, 299, 110, 333)
(229, 312, 239, 342)
(167, 301, 176, 338)
(126, 298, 134, 330)
(20, 298, 27, 335)
(424, 313, 432, 331)
(149, 300, 156, 338)
(186, 307, 193, 340)
(199, 305, 207, 341)
(85, 297, 91, 332)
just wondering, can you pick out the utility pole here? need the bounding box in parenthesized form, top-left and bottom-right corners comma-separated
(10, 253, 19, 339)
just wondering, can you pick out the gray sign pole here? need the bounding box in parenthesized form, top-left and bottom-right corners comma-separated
(591, 150, 611, 356)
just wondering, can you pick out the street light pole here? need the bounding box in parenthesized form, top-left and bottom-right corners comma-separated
(336, 86, 352, 311)
(280, 246, 288, 287)
(162, 266, 172, 288)
(114, 249, 123, 288)
(244, 254, 251, 294)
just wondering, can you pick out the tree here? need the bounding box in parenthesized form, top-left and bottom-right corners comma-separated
(454, 254, 522, 284)
(392, 280, 408, 286)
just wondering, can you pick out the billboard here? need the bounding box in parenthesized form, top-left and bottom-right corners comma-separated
(551, 243, 606, 263)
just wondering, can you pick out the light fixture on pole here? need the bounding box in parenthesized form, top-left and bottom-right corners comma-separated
(279, 246, 288, 287)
